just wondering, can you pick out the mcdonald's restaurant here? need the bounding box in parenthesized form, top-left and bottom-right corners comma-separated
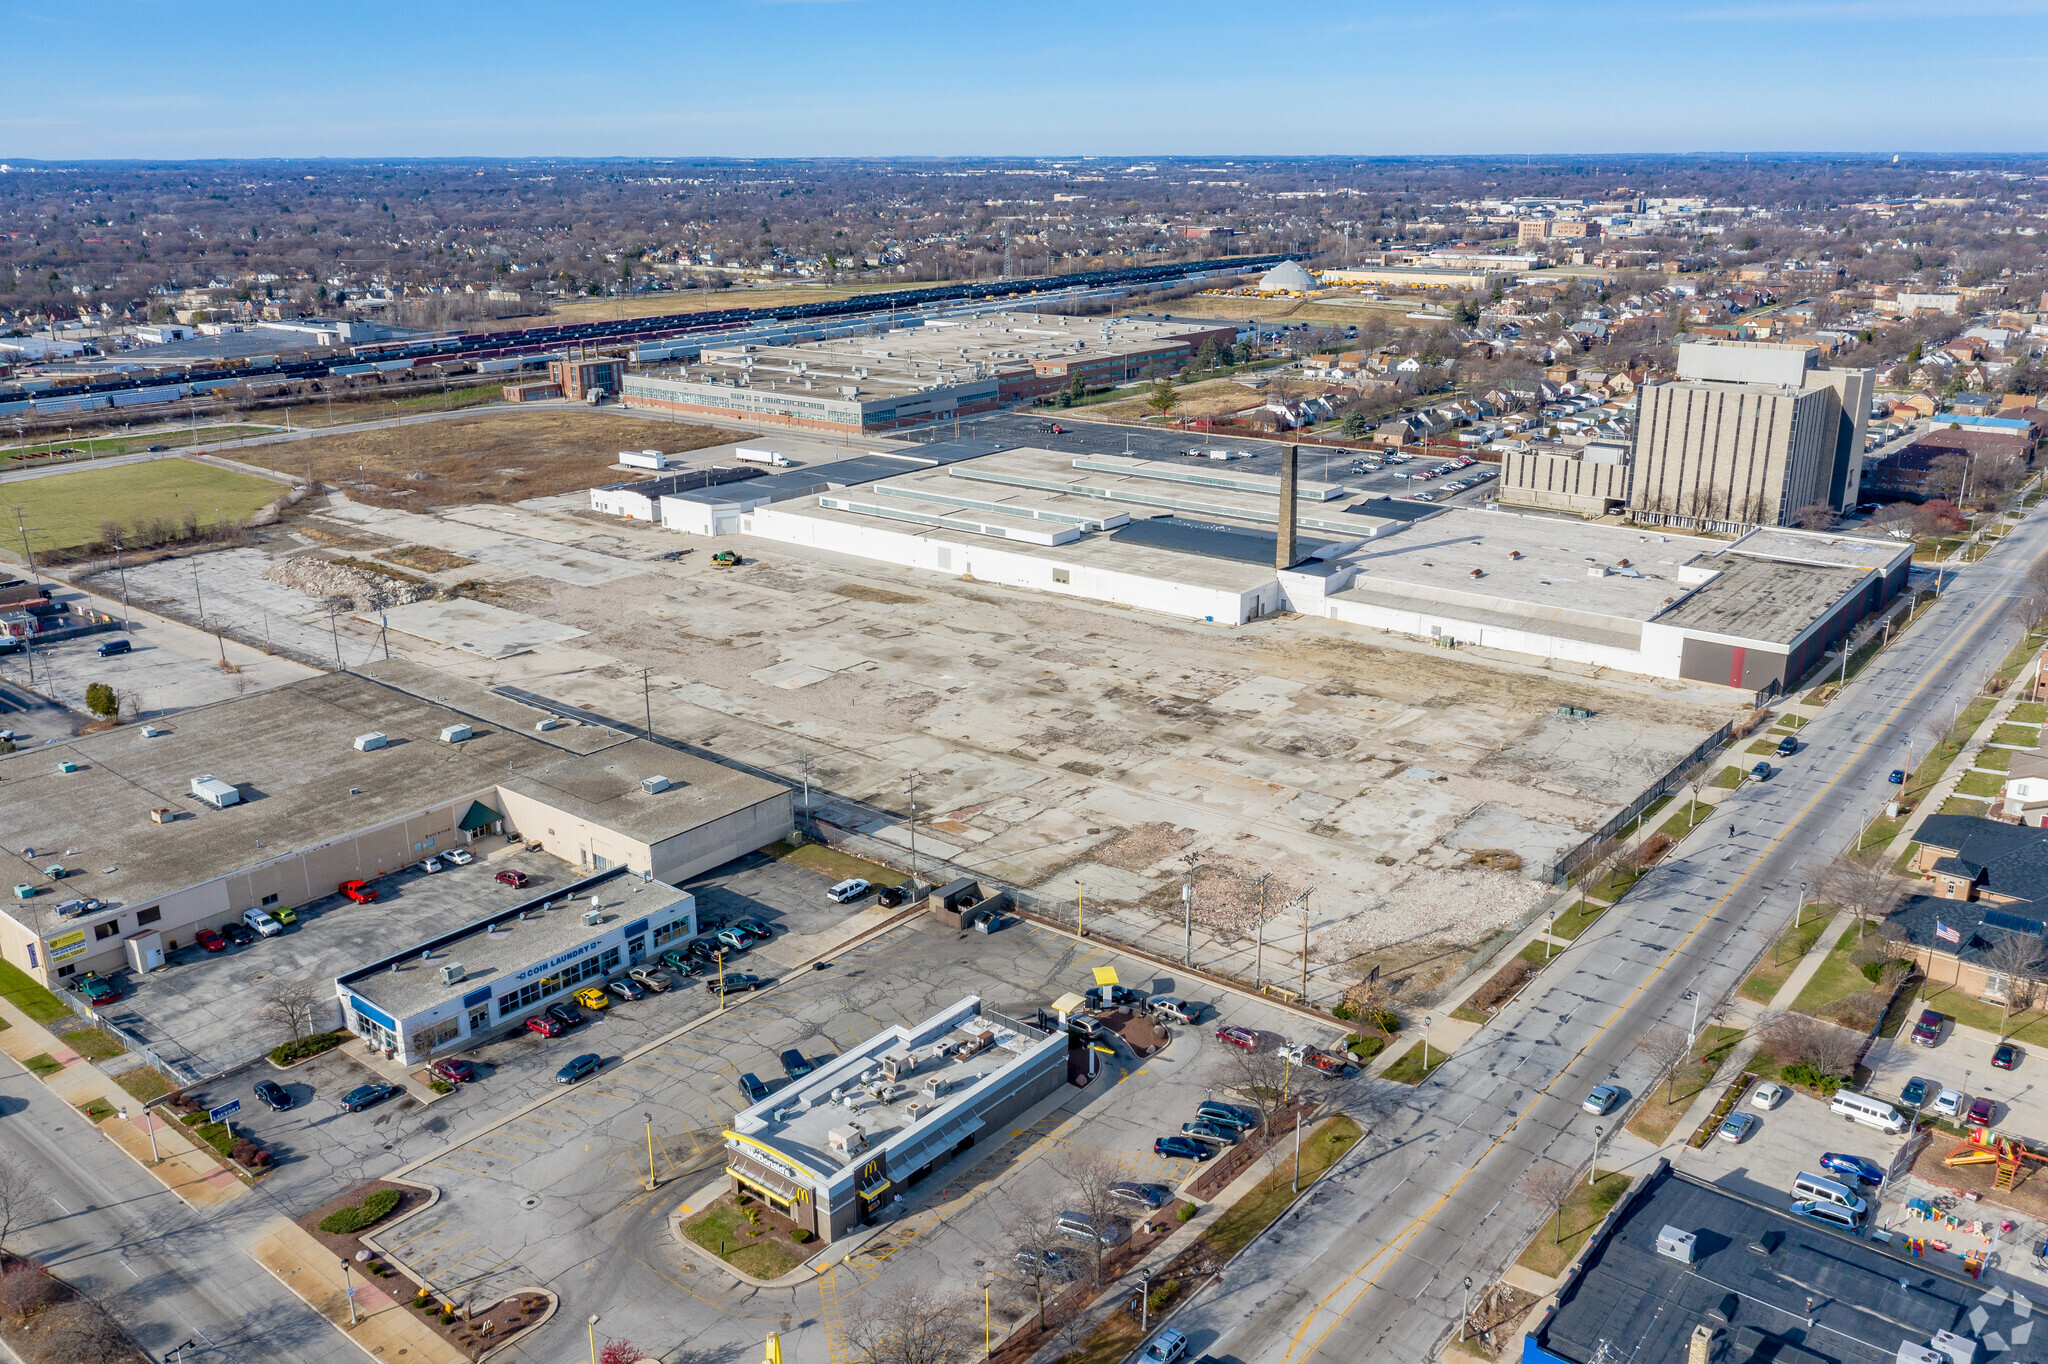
(723, 996, 1066, 1244)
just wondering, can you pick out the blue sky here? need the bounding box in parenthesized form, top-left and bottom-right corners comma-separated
(5, 0, 2047, 159)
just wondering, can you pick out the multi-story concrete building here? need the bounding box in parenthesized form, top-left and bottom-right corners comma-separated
(1497, 440, 1632, 515)
(1627, 342, 1873, 532)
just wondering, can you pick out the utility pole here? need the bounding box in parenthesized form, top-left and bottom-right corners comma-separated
(1180, 853, 1200, 964)
(904, 770, 922, 897)
(111, 538, 130, 630)
(11, 508, 38, 584)
(796, 753, 816, 831)
(1253, 874, 1271, 987)
(192, 560, 225, 663)
(1300, 886, 1315, 999)
(639, 667, 653, 739)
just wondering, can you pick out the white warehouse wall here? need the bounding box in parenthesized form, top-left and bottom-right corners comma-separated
(1317, 594, 1667, 675)
(745, 507, 1261, 623)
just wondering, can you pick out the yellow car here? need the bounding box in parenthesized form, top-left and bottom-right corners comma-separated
(270, 905, 298, 925)
(573, 987, 611, 1011)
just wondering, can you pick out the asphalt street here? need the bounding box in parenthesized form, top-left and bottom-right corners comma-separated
(0, 1064, 362, 1364)
(1165, 510, 2048, 1364)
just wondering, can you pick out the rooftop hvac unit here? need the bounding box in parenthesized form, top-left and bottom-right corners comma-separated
(439, 723, 472, 744)
(438, 962, 466, 986)
(904, 1099, 925, 1123)
(582, 909, 602, 927)
(189, 775, 240, 808)
(148, 807, 173, 824)
(641, 775, 671, 795)
(536, 717, 561, 732)
(828, 1124, 866, 1154)
(1655, 1226, 1697, 1265)
(354, 732, 387, 752)
(140, 725, 162, 738)
(1929, 1331, 1979, 1364)
(1897, 1347, 1946, 1364)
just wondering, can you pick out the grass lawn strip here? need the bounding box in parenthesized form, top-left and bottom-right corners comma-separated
(1955, 770, 2004, 798)
(1916, 984, 2048, 1046)
(59, 1027, 124, 1061)
(1939, 797, 1991, 817)
(1197, 1116, 1363, 1257)
(0, 961, 74, 1026)
(1711, 767, 1745, 790)
(1859, 815, 1905, 852)
(1551, 897, 1612, 939)
(1977, 748, 2014, 772)
(2010, 702, 2048, 724)
(1516, 1170, 1631, 1278)
(761, 839, 901, 887)
(1625, 1027, 1745, 1146)
(1657, 800, 1713, 839)
(1384, 1041, 1450, 1084)
(1789, 925, 1877, 1017)
(1737, 914, 1831, 1005)
(21, 1054, 60, 1078)
(114, 1067, 176, 1103)
(1990, 724, 2041, 748)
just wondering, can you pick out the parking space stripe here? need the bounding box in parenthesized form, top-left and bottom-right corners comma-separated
(480, 1129, 555, 1146)
(546, 1100, 608, 1115)
(426, 1159, 492, 1176)
(386, 1217, 452, 1252)
(459, 1146, 517, 1160)
(584, 1087, 643, 1101)
(515, 1114, 578, 1130)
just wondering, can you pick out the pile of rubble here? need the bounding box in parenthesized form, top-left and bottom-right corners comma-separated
(265, 556, 433, 613)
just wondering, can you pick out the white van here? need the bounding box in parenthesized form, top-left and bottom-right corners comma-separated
(1792, 1171, 1867, 1215)
(1830, 1091, 1908, 1134)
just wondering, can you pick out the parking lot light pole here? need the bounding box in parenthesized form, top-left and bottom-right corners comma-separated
(1422, 1016, 1433, 1073)
(1460, 1276, 1473, 1342)
(342, 1257, 357, 1325)
(1591, 1125, 1604, 1187)
(644, 1112, 657, 1190)
(984, 1271, 995, 1354)
(588, 1315, 599, 1364)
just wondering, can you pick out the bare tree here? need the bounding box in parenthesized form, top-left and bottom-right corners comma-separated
(256, 979, 323, 1043)
(1986, 932, 2046, 1039)
(0, 1260, 60, 1324)
(1522, 1163, 1579, 1246)
(36, 1298, 134, 1364)
(1793, 503, 1836, 530)
(1637, 1025, 1691, 1104)
(0, 1158, 42, 1257)
(995, 1194, 1068, 1329)
(841, 1284, 973, 1364)
(1054, 1146, 1127, 1285)
(1215, 1040, 1292, 1132)
(1762, 1013, 1862, 1081)
(1820, 850, 1909, 939)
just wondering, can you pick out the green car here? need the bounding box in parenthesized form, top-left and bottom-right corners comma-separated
(270, 904, 298, 925)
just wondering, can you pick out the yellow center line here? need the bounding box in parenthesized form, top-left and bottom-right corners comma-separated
(1276, 589, 2006, 1364)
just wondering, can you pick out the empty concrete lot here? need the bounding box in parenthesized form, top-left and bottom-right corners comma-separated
(138, 483, 1744, 998)
(201, 904, 1344, 1364)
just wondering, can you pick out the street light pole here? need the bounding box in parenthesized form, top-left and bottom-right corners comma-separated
(1591, 1125, 1604, 1186)
(644, 1111, 657, 1190)
(1180, 853, 1199, 964)
(1460, 1276, 1474, 1343)
(588, 1315, 600, 1364)
(342, 1257, 357, 1325)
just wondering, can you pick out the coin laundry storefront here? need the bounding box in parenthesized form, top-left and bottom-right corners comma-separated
(334, 868, 696, 1064)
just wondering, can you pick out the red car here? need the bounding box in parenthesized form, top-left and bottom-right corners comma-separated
(495, 870, 530, 889)
(194, 928, 227, 953)
(524, 1015, 565, 1038)
(338, 880, 377, 904)
(429, 1058, 475, 1084)
(1215, 1025, 1260, 1051)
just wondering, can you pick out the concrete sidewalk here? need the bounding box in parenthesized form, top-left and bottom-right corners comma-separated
(0, 993, 248, 1208)
(248, 1217, 475, 1364)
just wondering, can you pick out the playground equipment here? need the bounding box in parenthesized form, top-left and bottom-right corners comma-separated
(1943, 1128, 2048, 1190)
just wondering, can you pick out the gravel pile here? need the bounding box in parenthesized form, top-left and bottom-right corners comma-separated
(264, 557, 433, 613)
(1323, 867, 1544, 951)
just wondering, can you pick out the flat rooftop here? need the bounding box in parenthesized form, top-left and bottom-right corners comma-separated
(1722, 527, 1912, 573)
(1329, 507, 1724, 624)
(342, 872, 691, 1020)
(649, 311, 1227, 400)
(733, 999, 1052, 1175)
(1656, 555, 1869, 644)
(1538, 1166, 1985, 1364)
(0, 661, 784, 925)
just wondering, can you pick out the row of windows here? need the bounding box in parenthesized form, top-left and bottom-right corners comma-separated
(495, 947, 620, 1018)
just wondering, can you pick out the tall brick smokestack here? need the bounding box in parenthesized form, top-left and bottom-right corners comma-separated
(1276, 443, 1299, 569)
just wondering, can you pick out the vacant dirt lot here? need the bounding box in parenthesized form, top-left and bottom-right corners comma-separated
(235, 410, 731, 508)
(1082, 379, 1265, 424)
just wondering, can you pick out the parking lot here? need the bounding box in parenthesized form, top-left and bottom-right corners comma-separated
(177, 838, 1346, 1364)
(98, 842, 579, 1075)
(1864, 1012, 2047, 1143)
(1673, 1082, 1911, 1219)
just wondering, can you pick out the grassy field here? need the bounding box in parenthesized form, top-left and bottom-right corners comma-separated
(1737, 913, 1832, 1005)
(1657, 800, 1713, 839)
(1199, 1115, 1362, 1256)
(534, 280, 920, 326)
(682, 1197, 803, 1280)
(1551, 896, 1613, 939)
(1956, 770, 2005, 797)
(1914, 983, 2048, 1046)
(1076, 378, 1264, 425)
(235, 409, 733, 510)
(59, 1027, 124, 1062)
(0, 458, 284, 555)
(1516, 1170, 1631, 1277)
(1625, 1027, 1744, 1146)
(115, 1067, 177, 1103)
(1991, 724, 2041, 748)
(2012, 702, 2048, 724)
(1711, 766, 1745, 789)
(1939, 796, 1991, 817)
(1977, 748, 2014, 772)
(0, 961, 72, 1027)
(0, 424, 278, 468)
(1859, 815, 1905, 852)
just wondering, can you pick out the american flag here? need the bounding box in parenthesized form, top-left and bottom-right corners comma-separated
(1937, 919, 1962, 945)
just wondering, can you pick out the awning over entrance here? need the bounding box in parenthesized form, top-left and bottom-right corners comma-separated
(728, 1154, 807, 1207)
(459, 800, 502, 833)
